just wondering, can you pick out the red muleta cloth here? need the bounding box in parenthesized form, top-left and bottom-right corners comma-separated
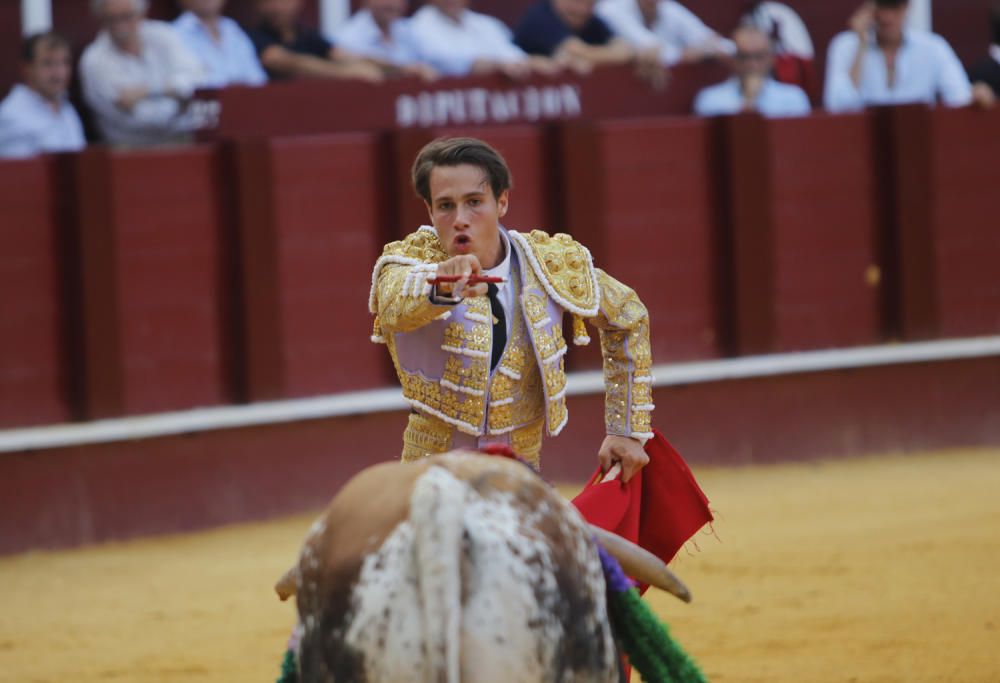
(571, 428, 713, 568)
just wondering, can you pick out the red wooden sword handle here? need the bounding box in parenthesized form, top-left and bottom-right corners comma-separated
(426, 274, 505, 285)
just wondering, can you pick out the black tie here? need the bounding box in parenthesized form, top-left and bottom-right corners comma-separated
(487, 282, 507, 371)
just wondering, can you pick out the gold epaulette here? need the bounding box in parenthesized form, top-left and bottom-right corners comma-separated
(509, 230, 600, 318)
(380, 226, 449, 263)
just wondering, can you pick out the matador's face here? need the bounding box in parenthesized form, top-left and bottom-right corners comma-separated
(426, 164, 508, 270)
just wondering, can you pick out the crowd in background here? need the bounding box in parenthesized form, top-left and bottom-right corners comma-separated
(2, 0, 999, 158)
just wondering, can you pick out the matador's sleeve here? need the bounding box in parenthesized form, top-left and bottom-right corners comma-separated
(586, 269, 655, 442)
(368, 229, 451, 341)
(373, 262, 453, 335)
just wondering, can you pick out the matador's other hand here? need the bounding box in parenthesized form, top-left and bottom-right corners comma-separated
(598, 435, 649, 483)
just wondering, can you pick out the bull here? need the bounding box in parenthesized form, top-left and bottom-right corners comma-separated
(275, 451, 692, 683)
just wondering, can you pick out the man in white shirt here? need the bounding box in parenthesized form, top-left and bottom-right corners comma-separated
(173, 0, 268, 88)
(334, 0, 438, 80)
(824, 0, 992, 113)
(694, 25, 811, 118)
(0, 32, 86, 159)
(335, 0, 418, 66)
(80, 0, 205, 146)
(595, 0, 733, 66)
(409, 0, 557, 78)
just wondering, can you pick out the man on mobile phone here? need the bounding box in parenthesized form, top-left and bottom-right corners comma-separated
(824, 0, 993, 112)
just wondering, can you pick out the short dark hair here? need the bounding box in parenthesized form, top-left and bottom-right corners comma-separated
(21, 32, 71, 63)
(873, 0, 908, 7)
(412, 137, 513, 204)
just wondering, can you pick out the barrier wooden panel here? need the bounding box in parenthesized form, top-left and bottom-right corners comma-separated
(231, 133, 388, 399)
(929, 108, 1000, 337)
(197, 63, 727, 140)
(0, 410, 409, 554)
(390, 126, 556, 242)
(73, 146, 232, 417)
(725, 112, 883, 354)
(888, 105, 938, 340)
(0, 4, 20, 100)
(0, 157, 73, 426)
(889, 106, 1000, 340)
(559, 118, 726, 367)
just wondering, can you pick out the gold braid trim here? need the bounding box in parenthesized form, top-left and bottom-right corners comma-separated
(588, 269, 654, 441)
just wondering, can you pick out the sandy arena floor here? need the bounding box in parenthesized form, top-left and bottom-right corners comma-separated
(2, 448, 999, 683)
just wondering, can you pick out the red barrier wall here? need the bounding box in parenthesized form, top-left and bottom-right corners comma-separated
(0, 5, 20, 101)
(1, 105, 996, 428)
(3, 354, 998, 554)
(232, 133, 388, 399)
(725, 112, 884, 354)
(926, 108, 1000, 338)
(0, 157, 73, 426)
(0, 409, 409, 554)
(556, 356, 1000, 474)
(200, 63, 725, 140)
(73, 146, 232, 417)
(559, 118, 726, 367)
(890, 106, 1000, 340)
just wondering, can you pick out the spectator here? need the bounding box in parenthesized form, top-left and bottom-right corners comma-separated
(742, 2, 814, 60)
(741, 1, 817, 93)
(408, 0, 556, 78)
(173, 0, 268, 88)
(824, 0, 991, 113)
(513, 0, 662, 82)
(80, 0, 205, 147)
(968, 2, 1000, 99)
(0, 32, 86, 159)
(248, 0, 384, 82)
(334, 0, 438, 79)
(694, 25, 810, 117)
(595, 0, 734, 66)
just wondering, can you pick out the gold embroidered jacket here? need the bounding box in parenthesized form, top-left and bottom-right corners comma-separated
(369, 227, 654, 459)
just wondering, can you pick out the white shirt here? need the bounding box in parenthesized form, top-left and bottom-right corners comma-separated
(333, 9, 421, 66)
(990, 44, 1000, 66)
(483, 229, 514, 338)
(80, 20, 205, 146)
(694, 77, 811, 118)
(824, 29, 972, 113)
(0, 84, 86, 159)
(408, 5, 527, 77)
(173, 11, 267, 88)
(595, 0, 734, 65)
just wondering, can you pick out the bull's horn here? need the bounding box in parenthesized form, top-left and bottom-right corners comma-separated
(590, 525, 692, 603)
(274, 566, 299, 601)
